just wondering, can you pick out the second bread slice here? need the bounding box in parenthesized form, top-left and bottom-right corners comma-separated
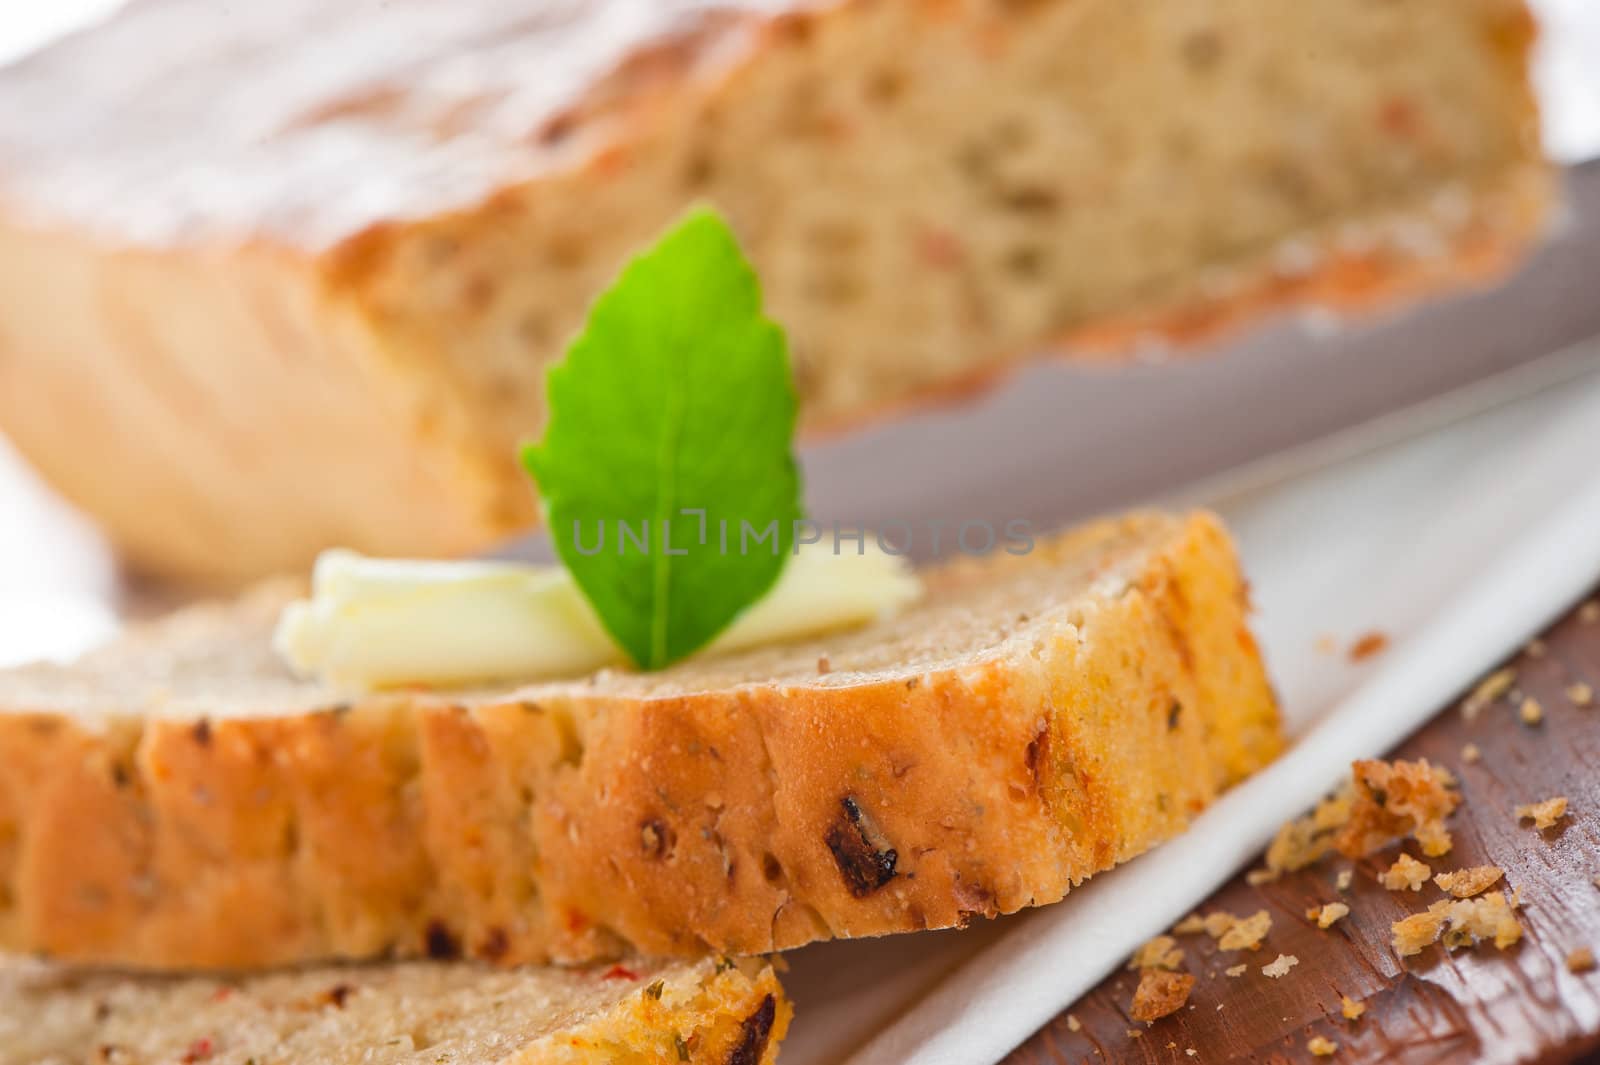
(0, 510, 1280, 969)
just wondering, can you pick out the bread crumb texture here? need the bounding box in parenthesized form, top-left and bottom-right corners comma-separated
(1338, 759, 1459, 858)
(1340, 996, 1366, 1021)
(1393, 893, 1522, 957)
(1128, 935, 1185, 972)
(1433, 865, 1504, 898)
(1380, 854, 1433, 892)
(1306, 902, 1350, 929)
(1130, 969, 1196, 1023)
(1261, 954, 1298, 979)
(1308, 1035, 1339, 1056)
(0, 955, 788, 1065)
(0, 512, 1281, 969)
(1516, 796, 1569, 831)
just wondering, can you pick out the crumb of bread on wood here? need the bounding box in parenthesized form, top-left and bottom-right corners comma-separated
(1132, 965, 1196, 1017)
(1460, 743, 1481, 764)
(1335, 869, 1353, 891)
(1065, 1013, 1081, 1032)
(1395, 894, 1526, 956)
(1216, 911, 1273, 951)
(1224, 964, 1247, 977)
(1433, 865, 1503, 898)
(1568, 948, 1596, 973)
(1340, 996, 1366, 1021)
(1581, 601, 1600, 624)
(1172, 913, 1206, 935)
(1348, 631, 1388, 662)
(1306, 902, 1350, 928)
(1308, 1035, 1339, 1056)
(1463, 668, 1517, 719)
(1392, 909, 1449, 956)
(1525, 638, 1547, 658)
(1516, 796, 1568, 830)
(1261, 954, 1298, 978)
(1380, 854, 1432, 892)
(1439, 894, 1522, 951)
(1567, 682, 1594, 708)
(1128, 935, 1184, 971)
(1519, 696, 1543, 726)
(1338, 759, 1458, 858)
(1257, 787, 1356, 882)
(1127, 1028, 1143, 1038)
(1186, 1049, 1197, 1057)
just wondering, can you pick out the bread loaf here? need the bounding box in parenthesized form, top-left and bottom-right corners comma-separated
(0, 511, 1281, 970)
(0, 0, 1548, 583)
(0, 954, 788, 1064)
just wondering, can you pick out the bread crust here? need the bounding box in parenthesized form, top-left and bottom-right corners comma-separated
(0, 512, 1280, 970)
(0, 0, 1550, 584)
(1, 954, 790, 1065)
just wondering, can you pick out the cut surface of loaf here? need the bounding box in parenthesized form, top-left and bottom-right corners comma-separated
(0, 511, 1280, 970)
(0, 0, 1547, 582)
(0, 954, 788, 1065)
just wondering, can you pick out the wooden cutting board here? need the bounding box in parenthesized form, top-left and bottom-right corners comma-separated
(1009, 592, 1600, 1065)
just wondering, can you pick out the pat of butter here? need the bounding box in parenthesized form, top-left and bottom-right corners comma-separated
(274, 542, 923, 691)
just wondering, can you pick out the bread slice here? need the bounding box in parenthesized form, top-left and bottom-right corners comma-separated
(0, 954, 788, 1065)
(0, 0, 1547, 583)
(0, 511, 1279, 969)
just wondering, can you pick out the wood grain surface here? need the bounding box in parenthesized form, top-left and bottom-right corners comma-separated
(1010, 592, 1600, 1065)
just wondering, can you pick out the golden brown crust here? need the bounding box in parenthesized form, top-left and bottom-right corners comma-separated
(0, 511, 1280, 970)
(0, 954, 789, 1065)
(0, 0, 1552, 585)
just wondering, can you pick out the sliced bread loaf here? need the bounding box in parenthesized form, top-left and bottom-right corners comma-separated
(0, 511, 1280, 969)
(0, 954, 787, 1065)
(0, 0, 1547, 583)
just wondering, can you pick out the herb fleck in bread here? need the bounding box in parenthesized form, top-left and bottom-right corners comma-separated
(0, 0, 1547, 583)
(0, 954, 787, 1065)
(0, 511, 1280, 969)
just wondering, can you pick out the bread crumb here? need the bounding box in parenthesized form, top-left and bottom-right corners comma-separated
(1380, 854, 1432, 892)
(1392, 909, 1448, 956)
(1433, 865, 1503, 898)
(1127, 1028, 1142, 1039)
(1245, 868, 1278, 886)
(1519, 697, 1543, 726)
(1461, 743, 1481, 764)
(1438, 893, 1522, 951)
(1463, 668, 1516, 719)
(1066, 1014, 1081, 1032)
(1340, 996, 1365, 1021)
(1186, 1050, 1197, 1058)
(1130, 969, 1195, 1023)
(1217, 911, 1273, 951)
(1172, 913, 1206, 935)
(1128, 934, 1184, 971)
(1335, 869, 1353, 891)
(1308, 1035, 1338, 1056)
(1567, 683, 1594, 708)
(1349, 631, 1388, 662)
(1261, 954, 1298, 978)
(1516, 796, 1568, 830)
(1306, 902, 1350, 929)
(1568, 948, 1596, 973)
(1526, 638, 1547, 659)
(1224, 964, 1247, 977)
(1581, 600, 1600, 624)
(1337, 759, 1458, 859)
